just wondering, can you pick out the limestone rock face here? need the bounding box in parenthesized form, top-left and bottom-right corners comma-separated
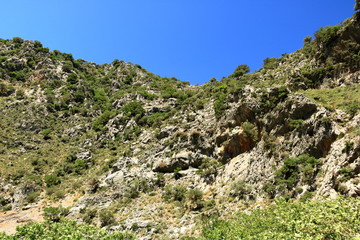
(1, 13, 360, 239)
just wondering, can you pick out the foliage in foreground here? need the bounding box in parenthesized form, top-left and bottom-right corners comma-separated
(0, 220, 134, 240)
(198, 197, 360, 239)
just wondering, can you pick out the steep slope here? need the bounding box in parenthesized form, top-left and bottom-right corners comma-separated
(0, 12, 359, 240)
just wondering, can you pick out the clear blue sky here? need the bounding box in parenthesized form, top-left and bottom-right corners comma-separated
(0, 0, 355, 84)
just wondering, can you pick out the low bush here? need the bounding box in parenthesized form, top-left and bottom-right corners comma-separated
(92, 110, 116, 132)
(99, 209, 115, 227)
(229, 64, 250, 78)
(43, 206, 69, 222)
(272, 154, 321, 196)
(44, 174, 61, 187)
(185, 189, 204, 210)
(230, 179, 252, 200)
(162, 185, 187, 202)
(197, 159, 222, 179)
(242, 121, 258, 141)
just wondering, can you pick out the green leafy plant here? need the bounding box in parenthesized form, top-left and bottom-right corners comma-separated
(273, 154, 321, 195)
(43, 206, 69, 222)
(199, 197, 360, 239)
(0, 220, 134, 239)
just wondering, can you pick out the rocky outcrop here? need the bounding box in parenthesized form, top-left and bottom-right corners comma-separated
(1, 13, 360, 239)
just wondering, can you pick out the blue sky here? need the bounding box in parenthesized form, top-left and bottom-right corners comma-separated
(0, 0, 355, 84)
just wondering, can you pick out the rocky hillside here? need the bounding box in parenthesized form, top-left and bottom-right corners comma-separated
(0, 11, 359, 240)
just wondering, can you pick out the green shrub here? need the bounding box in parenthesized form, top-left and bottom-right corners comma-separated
(12, 37, 24, 45)
(73, 91, 85, 103)
(160, 87, 188, 100)
(92, 110, 116, 131)
(197, 159, 222, 179)
(33, 40, 42, 48)
(263, 57, 278, 69)
(300, 66, 334, 88)
(274, 154, 321, 194)
(48, 188, 66, 200)
(230, 179, 252, 199)
(43, 206, 69, 222)
(10, 70, 27, 82)
(7, 169, 27, 183)
(346, 101, 359, 117)
(62, 61, 73, 73)
(44, 174, 61, 187)
(25, 191, 41, 203)
(99, 209, 115, 227)
(15, 89, 25, 99)
(229, 64, 250, 78)
(162, 185, 187, 202)
(260, 86, 288, 109)
(67, 73, 78, 84)
(339, 167, 355, 182)
(41, 128, 51, 140)
(142, 112, 170, 127)
(138, 90, 158, 100)
(82, 208, 97, 224)
(0, 56, 7, 63)
(124, 178, 151, 199)
(173, 167, 183, 180)
(242, 121, 258, 141)
(314, 25, 341, 47)
(122, 101, 145, 123)
(93, 88, 108, 104)
(213, 93, 228, 120)
(185, 189, 204, 210)
(73, 159, 87, 174)
(155, 173, 165, 187)
(0, 83, 14, 96)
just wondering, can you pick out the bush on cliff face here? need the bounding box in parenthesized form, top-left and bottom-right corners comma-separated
(229, 64, 250, 78)
(267, 154, 322, 198)
(230, 179, 252, 200)
(241, 121, 258, 142)
(162, 185, 187, 202)
(44, 174, 61, 187)
(99, 209, 115, 227)
(213, 93, 228, 120)
(92, 110, 117, 131)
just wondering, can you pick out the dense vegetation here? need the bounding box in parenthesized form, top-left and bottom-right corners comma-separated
(193, 198, 360, 240)
(0, 220, 134, 240)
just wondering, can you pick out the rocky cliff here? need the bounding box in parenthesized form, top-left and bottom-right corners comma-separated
(0, 11, 359, 240)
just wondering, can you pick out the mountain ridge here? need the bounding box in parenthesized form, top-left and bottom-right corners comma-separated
(0, 11, 359, 239)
